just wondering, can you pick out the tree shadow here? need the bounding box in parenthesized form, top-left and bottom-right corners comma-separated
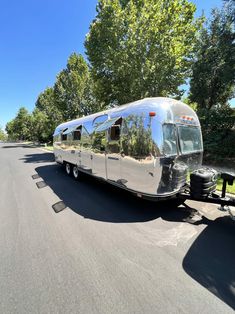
(35, 163, 196, 224)
(1, 145, 21, 148)
(1, 144, 40, 149)
(20, 153, 55, 163)
(183, 215, 235, 310)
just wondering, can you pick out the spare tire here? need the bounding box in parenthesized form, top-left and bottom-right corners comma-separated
(190, 168, 218, 198)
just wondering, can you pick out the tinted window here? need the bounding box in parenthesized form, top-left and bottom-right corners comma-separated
(73, 126, 82, 141)
(61, 134, 67, 141)
(109, 118, 122, 141)
(162, 124, 177, 155)
(178, 126, 202, 154)
(110, 126, 120, 141)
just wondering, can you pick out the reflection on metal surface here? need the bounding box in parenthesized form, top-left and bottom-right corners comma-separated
(121, 114, 158, 159)
(53, 97, 203, 198)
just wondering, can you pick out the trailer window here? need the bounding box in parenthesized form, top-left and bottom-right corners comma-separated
(73, 130, 81, 141)
(73, 126, 82, 141)
(162, 124, 177, 155)
(61, 128, 68, 141)
(110, 118, 122, 141)
(109, 125, 120, 141)
(81, 126, 91, 148)
(61, 134, 67, 141)
(178, 126, 202, 154)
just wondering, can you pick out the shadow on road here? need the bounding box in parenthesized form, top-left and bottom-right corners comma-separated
(183, 216, 235, 310)
(20, 153, 55, 163)
(35, 163, 195, 224)
(1, 144, 40, 149)
(1, 145, 22, 148)
(35, 160, 235, 309)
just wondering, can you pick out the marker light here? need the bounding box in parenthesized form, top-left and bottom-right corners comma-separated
(175, 115, 196, 125)
(149, 112, 156, 117)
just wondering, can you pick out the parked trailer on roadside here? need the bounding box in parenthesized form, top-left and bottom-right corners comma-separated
(53, 97, 235, 218)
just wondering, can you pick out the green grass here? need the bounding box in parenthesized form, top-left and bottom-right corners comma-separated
(42, 145, 54, 151)
(216, 178, 235, 194)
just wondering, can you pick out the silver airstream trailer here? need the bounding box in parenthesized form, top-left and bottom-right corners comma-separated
(53, 97, 235, 216)
(53, 97, 204, 201)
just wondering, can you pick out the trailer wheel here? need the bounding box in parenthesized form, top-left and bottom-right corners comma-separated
(65, 163, 71, 175)
(72, 166, 80, 180)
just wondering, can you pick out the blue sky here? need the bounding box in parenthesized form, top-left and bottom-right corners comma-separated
(0, 0, 233, 130)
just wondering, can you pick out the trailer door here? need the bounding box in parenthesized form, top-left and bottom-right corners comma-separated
(80, 126, 92, 173)
(91, 130, 107, 179)
(69, 125, 82, 166)
(120, 115, 157, 194)
(106, 119, 122, 183)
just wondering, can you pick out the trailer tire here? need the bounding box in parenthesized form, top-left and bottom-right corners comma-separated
(72, 166, 81, 180)
(65, 163, 71, 176)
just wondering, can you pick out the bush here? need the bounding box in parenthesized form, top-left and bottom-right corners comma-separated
(198, 105, 235, 159)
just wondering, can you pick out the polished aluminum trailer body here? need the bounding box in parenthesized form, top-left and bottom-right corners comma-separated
(53, 97, 203, 199)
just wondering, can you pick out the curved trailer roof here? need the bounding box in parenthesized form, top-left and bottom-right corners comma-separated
(53, 97, 200, 136)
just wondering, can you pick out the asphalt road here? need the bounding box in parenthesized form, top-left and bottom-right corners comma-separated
(0, 143, 234, 314)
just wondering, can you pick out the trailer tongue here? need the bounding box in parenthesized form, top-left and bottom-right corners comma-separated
(178, 168, 235, 220)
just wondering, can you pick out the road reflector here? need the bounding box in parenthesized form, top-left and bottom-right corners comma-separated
(32, 174, 40, 179)
(52, 201, 67, 213)
(36, 181, 47, 189)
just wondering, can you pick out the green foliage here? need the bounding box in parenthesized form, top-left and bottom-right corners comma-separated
(199, 105, 235, 158)
(181, 97, 198, 111)
(217, 176, 235, 194)
(30, 109, 50, 143)
(189, 5, 235, 109)
(6, 107, 32, 141)
(35, 87, 63, 142)
(54, 53, 99, 121)
(85, 0, 202, 106)
(0, 126, 6, 141)
(5, 54, 99, 143)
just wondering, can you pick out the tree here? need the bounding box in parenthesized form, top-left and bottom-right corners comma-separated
(0, 126, 6, 141)
(30, 109, 50, 143)
(223, 0, 235, 23)
(5, 120, 16, 141)
(6, 107, 32, 141)
(35, 87, 62, 142)
(199, 104, 235, 158)
(54, 53, 98, 121)
(189, 5, 235, 109)
(85, 0, 202, 106)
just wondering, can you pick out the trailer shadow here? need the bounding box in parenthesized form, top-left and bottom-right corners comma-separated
(183, 216, 235, 310)
(35, 163, 196, 224)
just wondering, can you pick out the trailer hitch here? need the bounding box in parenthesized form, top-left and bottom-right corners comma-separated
(217, 173, 235, 220)
(178, 171, 235, 220)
